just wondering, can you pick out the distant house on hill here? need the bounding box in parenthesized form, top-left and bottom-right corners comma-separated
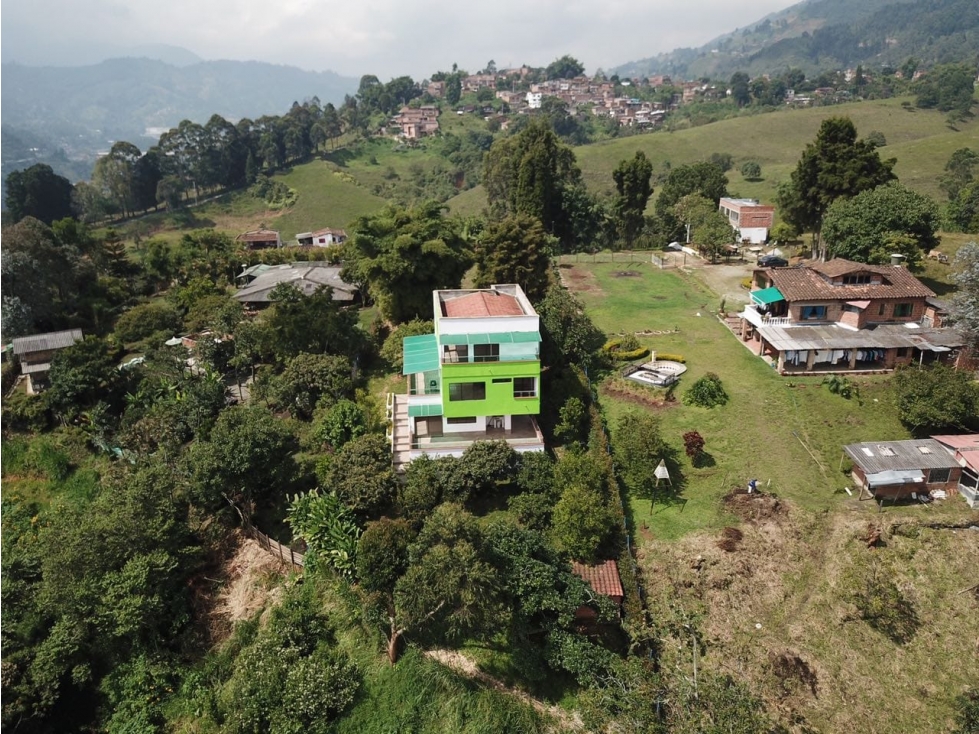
(235, 229, 281, 250)
(296, 227, 348, 247)
(233, 263, 358, 307)
(11, 328, 83, 393)
(395, 106, 440, 139)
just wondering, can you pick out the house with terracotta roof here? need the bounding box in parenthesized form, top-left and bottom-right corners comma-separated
(571, 560, 624, 621)
(388, 284, 545, 469)
(738, 259, 966, 374)
(395, 105, 440, 139)
(235, 229, 282, 250)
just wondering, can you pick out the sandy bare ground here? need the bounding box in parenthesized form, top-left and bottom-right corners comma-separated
(425, 649, 584, 732)
(211, 532, 291, 635)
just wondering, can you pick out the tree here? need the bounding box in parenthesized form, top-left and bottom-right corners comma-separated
(683, 372, 729, 408)
(113, 301, 183, 344)
(446, 75, 462, 105)
(483, 118, 582, 244)
(739, 160, 762, 180)
(550, 485, 616, 562)
(940, 148, 979, 200)
(356, 517, 415, 594)
(47, 337, 123, 418)
(265, 284, 363, 361)
(265, 353, 354, 420)
(377, 503, 502, 663)
(287, 490, 361, 577)
(92, 142, 142, 218)
(682, 430, 706, 465)
(545, 55, 585, 80)
(914, 63, 976, 117)
(322, 434, 396, 519)
(472, 214, 554, 302)
(865, 131, 887, 149)
(950, 242, 979, 350)
(342, 202, 473, 323)
(189, 404, 298, 512)
(612, 152, 654, 248)
(5, 163, 74, 224)
(537, 284, 606, 368)
(776, 117, 896, 258)
(821, 184, 940, 268)
(730, 72, 751, 107)
(655, 162, 729, 242)
(893, 364, 979, 433)
(614, 412, 670, 505)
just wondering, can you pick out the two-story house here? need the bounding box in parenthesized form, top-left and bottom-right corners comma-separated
(388, 284, 545, 469)
(718, 197, 775, 244)
(738, 259, 965, 374)
(11, 328, 83, 393)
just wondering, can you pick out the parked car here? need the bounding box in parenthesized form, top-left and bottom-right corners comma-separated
(757, 254, 788, 267)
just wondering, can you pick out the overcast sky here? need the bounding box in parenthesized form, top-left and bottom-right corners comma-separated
(2, 0, 798, 78)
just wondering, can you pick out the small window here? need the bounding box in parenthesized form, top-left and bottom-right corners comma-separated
(842, 274, 871, 285)
(894, 303, 913, 317)
(896, 347, 910, 358)
(473, 343, 500, 362)
(513, 377, 536, 398)
(928, 468, 951, 484)
(447, 417, 477, 425)
(449, 382, 486, 401)
(492, 377, 512, 384)
(878, 303, 886, 316)
(443, 345, 469, 363)
(917, 446, 932, 454)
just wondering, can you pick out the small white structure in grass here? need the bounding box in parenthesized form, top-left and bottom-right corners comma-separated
(655, 460, 672, 488)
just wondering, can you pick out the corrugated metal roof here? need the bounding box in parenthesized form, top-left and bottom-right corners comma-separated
(11, 329, 83, 355)
(844, 439, 961, 473)
(752, 322, 966, 352)
(232, 264, 357, 303)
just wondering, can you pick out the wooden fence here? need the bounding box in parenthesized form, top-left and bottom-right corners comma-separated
(248, 523, 305, 568)
(556, 250, 658, 265)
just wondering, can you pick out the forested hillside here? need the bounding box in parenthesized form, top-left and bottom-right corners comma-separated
(614, 0, 979, 79)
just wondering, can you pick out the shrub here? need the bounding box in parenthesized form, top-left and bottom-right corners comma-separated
(654, 353, 686, 363)
(740, 160, 762, 180)
(682, 431, 705, 460)
(602, 339, 650, 362)
(113, 301, 183, 344)
(683, 372, 728, 408)
(822, 375, 858, 400)
(740, 277, 753, 290)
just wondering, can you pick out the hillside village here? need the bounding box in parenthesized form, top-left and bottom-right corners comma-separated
(3, 4, 979, 732)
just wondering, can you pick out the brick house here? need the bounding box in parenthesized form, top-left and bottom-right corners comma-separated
(718, 197, 775, 244)
(738, 259, 966, 374)
(395, 105, 440, 139)
(843, 439, 962, 500)
(235, 229, 281, 250)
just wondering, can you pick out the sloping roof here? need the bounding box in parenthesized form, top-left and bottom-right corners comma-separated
(750, 287, 785, 306)
(311, 227, 347, 238)
(765, 261, 934, 302)
(844, 439, 961, 473)
(752, 321, 965, 352)
(571, 560, 624, 599)
(236, 229, 280, 243)
(932, 435, 979, 472)
(233, 264, 357, 304)
(442, 291, 524, 318)
(402, 334, 440, 375)
(11, 329, 83, 355)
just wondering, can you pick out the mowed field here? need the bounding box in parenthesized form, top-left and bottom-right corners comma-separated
(563, 260, 979, 733)
(448, 96, 979, 217)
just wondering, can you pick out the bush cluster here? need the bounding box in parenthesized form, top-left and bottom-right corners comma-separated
(682, 372, 728, 408)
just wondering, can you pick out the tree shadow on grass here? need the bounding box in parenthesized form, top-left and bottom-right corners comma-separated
(692, 451, 716, 469)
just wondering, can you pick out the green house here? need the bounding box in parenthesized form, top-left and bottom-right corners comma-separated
(389, 284, 545, 468)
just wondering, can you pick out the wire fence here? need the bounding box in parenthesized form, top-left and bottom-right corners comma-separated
(556, 250, 659, 265)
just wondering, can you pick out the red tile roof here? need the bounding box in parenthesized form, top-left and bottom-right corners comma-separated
(443, 291, 524, 318)
(572, 560, 624, 599)
(764, 260, 934, 302)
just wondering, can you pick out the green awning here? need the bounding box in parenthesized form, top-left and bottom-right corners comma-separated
(750, 287, 785, 306)
(438, 331, 541, 346)
(402, 334, 439, 375)
(408, 403, 443, 418)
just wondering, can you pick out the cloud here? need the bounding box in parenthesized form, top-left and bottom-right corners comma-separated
(2, 0, 796, 77)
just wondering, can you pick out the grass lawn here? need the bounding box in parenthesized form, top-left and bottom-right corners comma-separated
(561, 262, 913, 540)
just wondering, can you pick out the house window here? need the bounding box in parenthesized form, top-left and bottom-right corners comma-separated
(474, 344, 500, 362)
(449, 382, 486, 401)
(878, 303, 886, 316)
(446, 417, 478, 425)
(843, 304, 861, 314)
(928, 468, 951, 484)
(896, 347, 910, 358)
(894, 303, 913, 317)
(443, 345, 468, 363)
(513, 377, 536, 398)
(492, 377, 512, 384)
(842, 274, 871, 285)
(801, 305, 826, 320)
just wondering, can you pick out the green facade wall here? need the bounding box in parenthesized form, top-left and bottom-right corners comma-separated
(440, 360, 540, 418)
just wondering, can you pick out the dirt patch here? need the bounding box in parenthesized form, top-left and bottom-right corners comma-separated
(722, 487, 786, 522)
(211, 532, 291, 637)
(717, 526, 744, 552)
(612, 270, 641, 278)
(559, 265, 603, 295)
(602, 385, 677, 411)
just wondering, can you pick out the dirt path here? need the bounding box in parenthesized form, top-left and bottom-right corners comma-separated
(424, 649, 583, 732)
